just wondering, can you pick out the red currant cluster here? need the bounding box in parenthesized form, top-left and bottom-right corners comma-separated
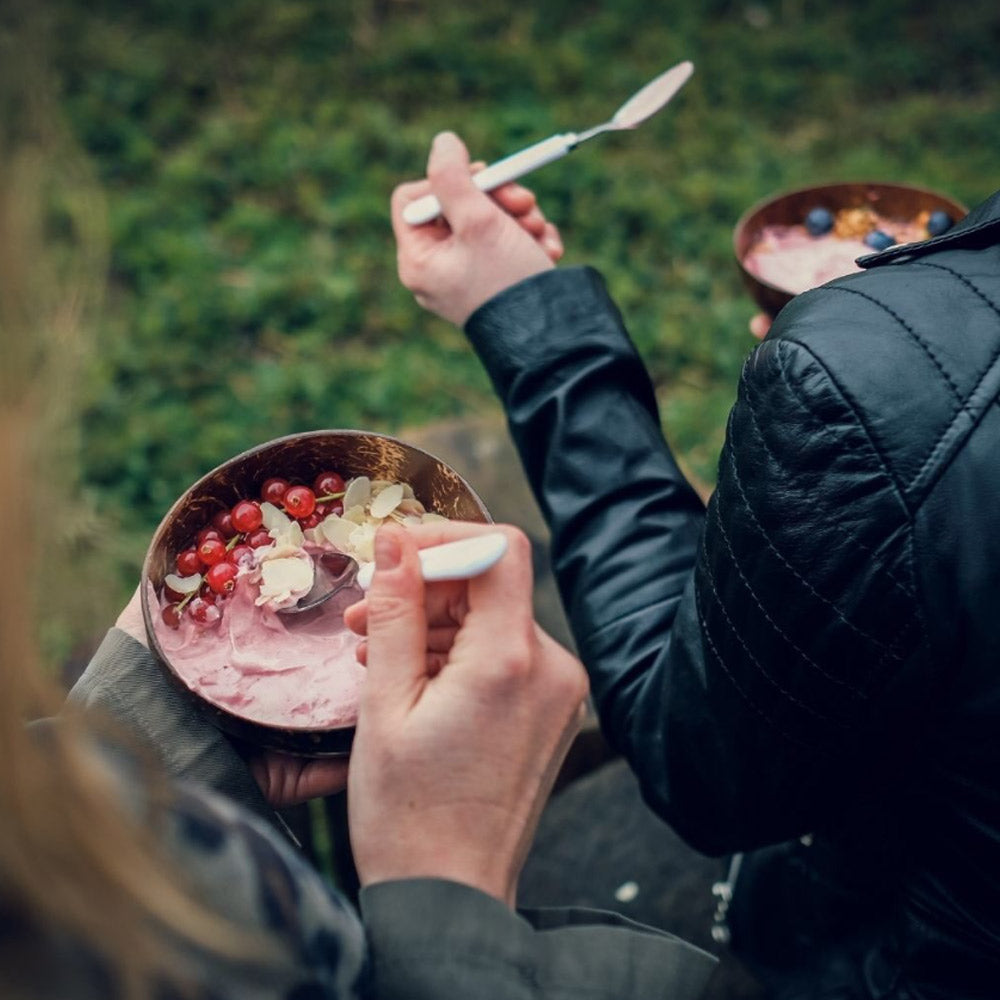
(161, 469, 347, 629)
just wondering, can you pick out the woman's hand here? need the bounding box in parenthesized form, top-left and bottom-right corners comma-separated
(246, 753, 349, 808)
(344, 522, 588, 906)
(392, 131, 563, 326)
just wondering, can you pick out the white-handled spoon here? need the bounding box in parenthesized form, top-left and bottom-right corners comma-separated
(403, 60, 694, 226)
(278, 531, 509, 615)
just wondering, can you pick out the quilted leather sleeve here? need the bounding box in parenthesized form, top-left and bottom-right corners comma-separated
(467, 271, 931, 855)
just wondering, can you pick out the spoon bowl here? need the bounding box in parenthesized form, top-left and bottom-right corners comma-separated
(278, 532, 511, 617)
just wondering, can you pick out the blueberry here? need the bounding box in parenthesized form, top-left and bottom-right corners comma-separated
(926, 210, 953, 237)
(864, 229, 895, 251)
(804, 206, 835, 236)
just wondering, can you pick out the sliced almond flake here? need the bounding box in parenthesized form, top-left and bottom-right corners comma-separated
(397, 498, 426, 516)
(420, 512, 449, 523)
(256, 555, 313, 605)
(343, 476, 371, 510)
(319, 515, 356, 551)
(164, 572, 202, 595)
(401, 483, 416, 500)
(349, 522, 377, 562)
(261, 502, 291, 533)
(401, 515, 424, 527)
(260, 540, 302, 561)
(342, 504, 367, 525)
(370, 479, 396, 493)
(370, 483, 404, 519)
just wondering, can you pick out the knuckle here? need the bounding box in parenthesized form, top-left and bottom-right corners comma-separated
(497, 524, 532, 563)
(488, 634, 534, 686)
(366, 590, 417, 629)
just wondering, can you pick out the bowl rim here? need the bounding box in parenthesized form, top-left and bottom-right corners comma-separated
(140, 428, 492, 756)
(732, 180, 969, 311)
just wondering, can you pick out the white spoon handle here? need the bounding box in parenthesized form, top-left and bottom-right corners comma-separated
(402, 134, 576, 226)
(356, 531, 509, 589)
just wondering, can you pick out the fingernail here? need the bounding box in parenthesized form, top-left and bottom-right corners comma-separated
(432, 131, 459, 155)
(375, 528, 402, 570)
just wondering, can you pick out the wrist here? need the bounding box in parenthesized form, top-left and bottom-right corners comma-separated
(454, 258, 555, 327)
(356, 840, 516, 906)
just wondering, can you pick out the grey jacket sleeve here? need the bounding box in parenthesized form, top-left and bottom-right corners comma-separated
(361, 879, 716, 1000)
(68, 628, 279, 830)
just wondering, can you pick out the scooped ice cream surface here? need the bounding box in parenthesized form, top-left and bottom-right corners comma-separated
(152, 570, 365, 730)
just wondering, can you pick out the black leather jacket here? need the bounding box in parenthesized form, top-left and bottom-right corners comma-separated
(465, 190, 1000, 999)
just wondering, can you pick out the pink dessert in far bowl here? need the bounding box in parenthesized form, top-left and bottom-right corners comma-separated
(733, 182, 968, 317)
(743, 211, 928, 296)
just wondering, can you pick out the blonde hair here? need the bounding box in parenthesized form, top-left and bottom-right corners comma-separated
(0, 7, 260, 996)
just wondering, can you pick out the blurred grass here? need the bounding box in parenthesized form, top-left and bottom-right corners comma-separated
(23, 0, 1000, 663)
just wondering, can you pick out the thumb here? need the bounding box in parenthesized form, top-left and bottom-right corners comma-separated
(427, 131, 494, 233)
(362, 524, 428, 712)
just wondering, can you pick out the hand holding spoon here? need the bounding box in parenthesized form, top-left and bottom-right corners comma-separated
(403, 60, 694, 226)
(278, 531, 510, 616)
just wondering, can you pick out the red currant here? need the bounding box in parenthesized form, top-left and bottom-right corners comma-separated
(260, 477, 290, 506)
(161, 604, 182, 628)
(228, 543, 254, 567)
(314, 471, 345, 497)
(283, 485, 316, 519)
(212, 510, 237, 538)
(196, 527, 223, 546)
(176, 548, 202, 576)
(187, 597, 221, 626)
(199, 582, 219, 602)
(328, 500, 344, 517)
(301, 511, 323, 530)
(197, 537, 227, 566)
(231, 500, 263, 534)
(163, 582, 186, 603)
(246, 528, 272, 549)
(205, 561, 238, 594)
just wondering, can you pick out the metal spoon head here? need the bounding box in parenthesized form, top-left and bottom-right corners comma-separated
(611, 60, 694, 130)
(277, 551, 360, 616)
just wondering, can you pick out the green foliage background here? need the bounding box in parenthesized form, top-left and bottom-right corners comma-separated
(33, 0, 1000, 662)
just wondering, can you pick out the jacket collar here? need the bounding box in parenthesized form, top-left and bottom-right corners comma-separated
(858, 188, 1000, 269)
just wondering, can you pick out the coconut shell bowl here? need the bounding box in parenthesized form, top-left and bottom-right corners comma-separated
(141, 429, 491, 756)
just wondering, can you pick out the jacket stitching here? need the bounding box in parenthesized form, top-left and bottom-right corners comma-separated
(772, 341, 917, 601)
(901, 260, 1000, 496)
(755, 343, 917, 604)
(734, 365, 903, 661)
(695, 566, 835, 753)
(770, 341, 925, 680)
(709, 483, 868, 700)
(828, 286, 966, 407)
(912, 260, 1000, 318)
(771, 338, 913, 518)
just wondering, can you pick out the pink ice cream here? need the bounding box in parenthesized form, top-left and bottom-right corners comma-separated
(743, 218, 927, 295)
(152, 572, 365, 730)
